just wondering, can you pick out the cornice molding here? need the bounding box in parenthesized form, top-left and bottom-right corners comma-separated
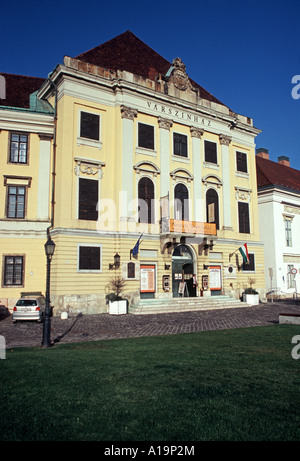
(38, 63, 261, 138)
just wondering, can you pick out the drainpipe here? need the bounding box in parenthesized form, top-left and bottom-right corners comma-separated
(46, 75, 57, 237)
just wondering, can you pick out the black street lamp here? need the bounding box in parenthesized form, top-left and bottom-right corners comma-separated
(42, 237, 55, 347)
(109, 253, 120, 270)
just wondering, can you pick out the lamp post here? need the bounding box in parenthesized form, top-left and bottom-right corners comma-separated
(109, 253, 120, 270)
(42, 237, 55, 347)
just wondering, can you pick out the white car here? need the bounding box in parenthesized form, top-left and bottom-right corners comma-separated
(12, 297, 45, 323)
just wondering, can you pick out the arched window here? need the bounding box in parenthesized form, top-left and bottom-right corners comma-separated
(206, 188, 219, 229)
(174, 183, 189, 221)
(138, 177, 154, 223)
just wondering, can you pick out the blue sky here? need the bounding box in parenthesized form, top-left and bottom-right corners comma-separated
(1, 0, 300, 169)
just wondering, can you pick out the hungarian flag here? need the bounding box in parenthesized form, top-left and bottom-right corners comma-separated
(239, 243, 249, 264)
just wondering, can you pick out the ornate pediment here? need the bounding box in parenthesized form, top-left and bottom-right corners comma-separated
(170, 168, 194, 183)
(202, 174, 223, 189)
(133, 161, 160, 177)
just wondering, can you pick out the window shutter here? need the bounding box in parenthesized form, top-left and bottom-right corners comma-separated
(238, 202, 250, 233)
(242, 253, 255, 271)
(79, 178, 98, 221)
(138, 177, 154, 223)
(174, 183, 189, 221)
(206, 189, 219, 229)
(236, 151, 247, 173)
(138, 123, 154, 149)
(127, 262, 135, 279)
(173, 133, 187, 157)
(79, 246, 100, 270)
(204, 141, 217, 164)
(80, 112, 100, 140)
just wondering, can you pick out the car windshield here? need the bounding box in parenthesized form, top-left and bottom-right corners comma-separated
(16, 300, 37, 306)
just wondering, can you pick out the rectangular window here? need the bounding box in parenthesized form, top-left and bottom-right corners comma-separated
(242, 253, 255, 272)
(7, 186, 26, 218)
(173, 133, 188, 158)
(285, 220, 292, 247)
(78, 178, 98, 221)
(138, 123, 154, 150)
(80, 112, 100, 141)
(238, 202, 250, 233)
(4, 256, 24, 286)
(127, 262, 135, 279)
(78, 246, 101, 271)
(236, 151, 248, 173)
(204, 140, 217, 164)
(10, 133, 28, 163)
(287, 265, 296, 288)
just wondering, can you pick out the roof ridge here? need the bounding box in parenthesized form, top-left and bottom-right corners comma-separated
(256, 155, 300, 192)
(77, 31, 140, 57)
(256, 157, 273, 185)
(0, 72, 45, 80)
(75, 31, 227, 107)
(257, 154, 299, 174)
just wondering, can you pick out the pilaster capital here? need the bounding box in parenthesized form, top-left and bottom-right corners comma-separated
(158, 117, 173, 130)
(120, 105, 138, 120)
(219, 134, 232, 146)
(38, 133, 53, 141)
(190, 127, 204, 139)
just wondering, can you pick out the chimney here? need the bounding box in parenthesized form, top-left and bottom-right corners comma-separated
(278, 156, 290, 167)
(256, 148, 269, 160)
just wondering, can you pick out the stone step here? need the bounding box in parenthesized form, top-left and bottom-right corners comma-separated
(129, 296, 248, 314)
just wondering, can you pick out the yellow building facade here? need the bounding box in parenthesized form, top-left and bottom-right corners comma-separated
(0, 83, 54, 311)
(1, 32, 266, 314)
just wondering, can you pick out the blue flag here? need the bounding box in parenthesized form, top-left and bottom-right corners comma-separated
(132, 233, 143, 256)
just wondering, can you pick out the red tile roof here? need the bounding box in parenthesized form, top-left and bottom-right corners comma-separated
(0, 73, 45, 109)
(256, 155, 300, 193)
(76, 30, 226, 107)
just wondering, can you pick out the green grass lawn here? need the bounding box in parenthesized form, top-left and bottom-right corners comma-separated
(1, 324, 299, 441)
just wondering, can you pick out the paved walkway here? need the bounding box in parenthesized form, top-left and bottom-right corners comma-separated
(0, 300, 299, 348)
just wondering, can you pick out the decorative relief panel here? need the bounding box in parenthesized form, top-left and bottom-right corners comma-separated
(235, 187, 252, 202)
(74, 157, 106, 178)
(284, 205, 300, 215)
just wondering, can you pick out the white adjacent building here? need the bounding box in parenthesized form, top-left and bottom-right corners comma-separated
(256, 148, 300, 298)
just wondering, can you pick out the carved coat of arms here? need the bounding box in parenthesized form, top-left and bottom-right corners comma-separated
(170, 57, 192, 91)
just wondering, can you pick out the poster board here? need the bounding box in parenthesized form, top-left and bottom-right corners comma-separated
(209, 265, 222, 291)
(178, 281, 189, 296)
(178, 282, 186, 295)
(140, 265, 155, 293)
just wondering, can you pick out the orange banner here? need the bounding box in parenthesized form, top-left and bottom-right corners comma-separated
(169, 219, 216, 235)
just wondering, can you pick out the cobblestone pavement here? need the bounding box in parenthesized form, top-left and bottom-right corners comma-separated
(0, 300, 299, 348)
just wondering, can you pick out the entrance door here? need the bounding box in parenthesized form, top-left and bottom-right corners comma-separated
(172, 245, 195, 297)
